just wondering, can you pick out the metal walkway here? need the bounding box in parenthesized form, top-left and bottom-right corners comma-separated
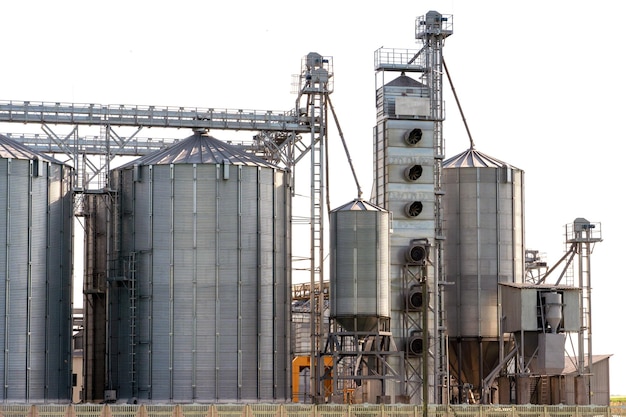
(0, 100, 312, 133)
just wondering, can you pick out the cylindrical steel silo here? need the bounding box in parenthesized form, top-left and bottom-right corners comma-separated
(109, 131, 291, 402)
(442, 147, 524, 394)
(0, 134, 73, 402)
(330, 199, 390, 332)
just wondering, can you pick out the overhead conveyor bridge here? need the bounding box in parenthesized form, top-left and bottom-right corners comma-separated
(0, 100, 313, 133)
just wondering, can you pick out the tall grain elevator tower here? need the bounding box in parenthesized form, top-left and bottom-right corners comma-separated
(372, 11, 452, 403)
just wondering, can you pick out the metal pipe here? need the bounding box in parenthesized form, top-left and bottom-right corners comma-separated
(26, 159, 33, 400)
(214, 166, 221, 399)
(327, 95, 362, 199)
(192, 164, 198, 400)
(3, 160, 11, 399)
(168, 164, 175, 400)
(237, 165, 243, 400)
(442, 57, 475, 150)
(148, 165, 154, 398)
(256, 167, 262, 399)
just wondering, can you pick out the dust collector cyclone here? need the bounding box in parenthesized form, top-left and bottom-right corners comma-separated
(330, 199, 390, 332)
(543, 291, 563, 333)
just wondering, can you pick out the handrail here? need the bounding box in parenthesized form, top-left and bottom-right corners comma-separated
(0, 100, 313, 133)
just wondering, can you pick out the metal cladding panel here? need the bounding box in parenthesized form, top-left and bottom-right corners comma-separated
(443, 162, 525, 339)
(195, 165, 219, 399)
(500, 283, 580, 333)
(373, 118, 435, 206)
(112, 157, 290, 402)
(330, 204, 390, 332)
(29, 168, 49, 397)
(6, 164, 30, 400)
(388, 193, 435, 222)
(448, 340, 501, 390)
(372, 118, 439, 355)
(385, 119, 435, 149)
(377, 120, 436, 223)
(258, 168, 282, 398)
(171, 164, 195, 401)
(0, 157, 72, 402)
(386, 147, 434, 184)
(377, 75, 430, 119)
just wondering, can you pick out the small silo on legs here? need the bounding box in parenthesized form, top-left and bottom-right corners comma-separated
(330, 199, 390, 333)
(327, 198, 400, 403)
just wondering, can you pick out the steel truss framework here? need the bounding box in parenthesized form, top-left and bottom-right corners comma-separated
(1, 53, 335, 404)
(0, 99, 321, 190)
(371, 11, 452, 406)
(530, 218, 602, 404)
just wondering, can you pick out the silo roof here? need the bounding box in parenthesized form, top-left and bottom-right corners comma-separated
(385, 74, 426, 88)
(443, 147, 521, 170)
(0, 133, 63, 163)
(499, 282, 578, 291)
(331, 198, 387, 213)
(124, 131, 282, 169)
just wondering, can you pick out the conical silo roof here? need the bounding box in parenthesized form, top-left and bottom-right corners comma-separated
(331, 198, 387, 213)
(443, 147, 520, 170)
(124, 131, 281, 168)
(385, 74, 426, 88)
(0, 133, 63, 163)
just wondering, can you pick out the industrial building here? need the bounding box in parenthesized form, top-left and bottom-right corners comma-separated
(0, 10, 611, 408)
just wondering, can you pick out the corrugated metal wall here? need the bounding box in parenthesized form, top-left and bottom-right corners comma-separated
(0, 156, 73, 402)
(329, 201, 390, 332)
(442, 157, 524, 391)
(443, 164, 525, 338)
(109, 161, 290, 402)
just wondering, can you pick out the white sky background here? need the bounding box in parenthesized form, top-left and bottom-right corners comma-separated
(1, 0, 625, 396)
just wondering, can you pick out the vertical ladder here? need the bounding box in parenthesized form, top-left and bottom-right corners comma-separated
(309, 90, 326, 402)
(75, 153, 85, 191)
(580, 239, 592, 376)
(564, 228, 575, 286)
(99, 124, 109, 189)
(127, 252, 137, 396)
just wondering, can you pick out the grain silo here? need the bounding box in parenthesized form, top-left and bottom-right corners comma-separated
(0, 134, 73, 402)
(329, 198, 390, 333)
(327, 198, 396, 403)
(442, 147, 524, 400)
(108, 130, 291, 402)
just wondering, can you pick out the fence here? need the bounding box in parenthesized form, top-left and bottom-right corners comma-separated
(0, 404, 624, 417)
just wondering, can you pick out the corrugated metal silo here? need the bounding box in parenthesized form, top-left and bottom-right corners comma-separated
(109, 131, 291, 402)
(442, 147, 524, 393)
(0, 134, 73, 402)
(329, 199, 390, 332)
